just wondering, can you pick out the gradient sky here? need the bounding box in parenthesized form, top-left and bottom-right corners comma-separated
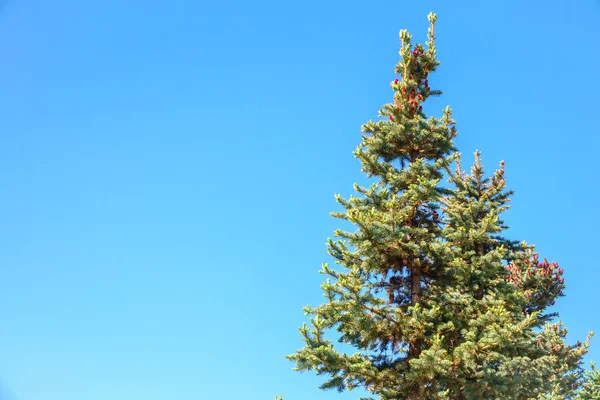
(0, 1, 598, 399)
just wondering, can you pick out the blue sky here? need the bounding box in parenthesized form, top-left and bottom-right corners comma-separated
(0, 1, 598, 399)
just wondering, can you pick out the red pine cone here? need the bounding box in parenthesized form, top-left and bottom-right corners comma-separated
(394, 78, 399, 84)
(389, 116, 393, 121)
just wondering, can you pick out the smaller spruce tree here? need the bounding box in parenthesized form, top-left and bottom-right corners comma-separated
(576, 363, 600, 400)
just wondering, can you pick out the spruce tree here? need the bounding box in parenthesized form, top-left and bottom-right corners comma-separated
(286, 13, 593, 399)
(576, 363, 600, 399)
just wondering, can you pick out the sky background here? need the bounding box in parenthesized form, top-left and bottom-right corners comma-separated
(0, 0, 598, 399)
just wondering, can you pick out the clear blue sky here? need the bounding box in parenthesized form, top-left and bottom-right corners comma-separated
(0, 1, 598, 399)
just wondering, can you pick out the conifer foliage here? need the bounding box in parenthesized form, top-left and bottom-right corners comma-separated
(284, 13, 594, 399)
(576, 362, 600, 399)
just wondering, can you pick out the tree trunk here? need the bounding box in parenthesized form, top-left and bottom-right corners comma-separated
(411, 265, 422, 305)
(407, 264, 423, 399)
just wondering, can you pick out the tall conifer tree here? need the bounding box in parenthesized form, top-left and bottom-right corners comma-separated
(286, 13, 593, 399)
